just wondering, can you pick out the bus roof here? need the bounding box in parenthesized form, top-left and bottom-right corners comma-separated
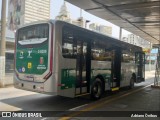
(18, 19, 142, 53)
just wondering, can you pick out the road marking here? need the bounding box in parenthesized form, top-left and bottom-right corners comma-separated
(0, 102, 22, 111)
(69, 104, 88, 111)
(59, 83, 153, 120)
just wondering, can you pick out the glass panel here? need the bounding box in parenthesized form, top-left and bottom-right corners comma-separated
(91, 40, 113, 61)
(62, 27, 76, 58)
(18, 24, 49, 47)
(122, 51, 135, 63)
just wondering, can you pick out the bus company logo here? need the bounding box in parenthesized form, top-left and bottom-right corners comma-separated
(2, 112, 11, 117)
(27, 50, 32, 58)
(18, 68, 22, 73)
(40, 57, 44, 64)
(18, 67, 25, 73)
(22, 67, 25, 72)
(19, 51, 24, 59)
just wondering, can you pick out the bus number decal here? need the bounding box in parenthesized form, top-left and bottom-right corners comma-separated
(38, 50, 47, 54)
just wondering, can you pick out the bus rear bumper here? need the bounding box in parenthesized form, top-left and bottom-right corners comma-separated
(14, 75, 57, 95)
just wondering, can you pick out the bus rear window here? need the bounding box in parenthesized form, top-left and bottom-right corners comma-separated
(17, 24, 49, 46)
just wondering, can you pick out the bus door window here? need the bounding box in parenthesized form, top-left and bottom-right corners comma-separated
(121, 51, 135, 86)
(111, 48, 122, 88)
(142, 53, 145, 80)
(62, 30, 76, 58)
(111, 50, 116, 87)
(76, 40, 89, 94)
(135, 52, 145, 82)
(91, 40, 113, 80)
(76, 40, 87, 93)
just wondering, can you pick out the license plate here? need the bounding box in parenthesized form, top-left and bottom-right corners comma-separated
(24, 75, 34, 81)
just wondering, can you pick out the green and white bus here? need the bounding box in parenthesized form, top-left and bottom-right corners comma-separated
(14, 20, 145, 99)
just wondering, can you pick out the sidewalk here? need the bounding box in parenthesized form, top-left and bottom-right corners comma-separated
(145, 70, 155, 79)
(1, 73, 13, 87)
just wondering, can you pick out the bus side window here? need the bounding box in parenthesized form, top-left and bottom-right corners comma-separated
(91, 40, 112, 61)
(122, 52, 135, 63)
(135, 53, 140, 65)
(62, 42, 76, 58)
(62, 27, 76, 59)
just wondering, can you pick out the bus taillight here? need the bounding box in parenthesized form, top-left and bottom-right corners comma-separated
(43, 23, 54, 80)
(44, 71, 52, 80)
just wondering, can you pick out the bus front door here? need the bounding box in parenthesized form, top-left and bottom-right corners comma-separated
(75, 40, 91, 96)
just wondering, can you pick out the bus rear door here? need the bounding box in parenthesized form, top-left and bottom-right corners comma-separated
(111, 49, 121, 91)
(135, 52, 145, 82)
(75, 40, 91, 96)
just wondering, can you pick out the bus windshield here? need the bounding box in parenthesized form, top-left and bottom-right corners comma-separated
(15, 23, 50, 76)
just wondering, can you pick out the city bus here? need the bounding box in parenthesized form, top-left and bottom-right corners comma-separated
(14, 20, 145, 99)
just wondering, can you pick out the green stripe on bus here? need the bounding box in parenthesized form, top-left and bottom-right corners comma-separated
(61, 68, 112, 90)
(60, 68, 127, 90)
(61, 69, 76, 90)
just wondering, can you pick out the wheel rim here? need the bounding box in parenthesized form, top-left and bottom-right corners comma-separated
(93, 82, 101, 98)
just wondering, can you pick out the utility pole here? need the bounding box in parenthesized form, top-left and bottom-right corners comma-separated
(0, 0, 6, 87)
(80, 8, 82, 17)
(119, 27, 122, 40)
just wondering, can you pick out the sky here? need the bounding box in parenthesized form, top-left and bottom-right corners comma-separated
(50, 0, 131, 38)
(0, 0, 131, 39)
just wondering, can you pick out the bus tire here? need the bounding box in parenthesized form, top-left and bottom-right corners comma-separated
(129, 77, 134, 89)
(91, 78, 103, 100)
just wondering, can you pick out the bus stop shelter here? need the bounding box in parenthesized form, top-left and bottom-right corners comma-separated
(65, 0, 160, 44)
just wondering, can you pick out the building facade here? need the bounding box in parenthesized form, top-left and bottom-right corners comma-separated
(8, 0, 50, 31)
(127, 34, 139, 45)
(122, 37, 128, 43)
(89, 23, 112, 36)
(99, 25, 112, 36)
(55, 2, 71, 23)
(56, 2, 88, 28)
(24, 0, 50, 23)
(0, 22, 15, 72)
(122, 34, 151, 48)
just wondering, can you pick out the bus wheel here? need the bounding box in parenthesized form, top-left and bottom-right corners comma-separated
(129, 77, 134, 89)
(91, 78, 102, 100)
